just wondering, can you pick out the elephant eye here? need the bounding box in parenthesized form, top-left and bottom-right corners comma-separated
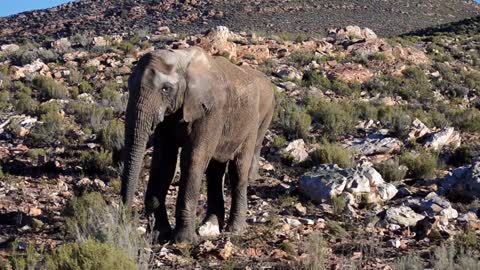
(161, 84, 173, 93)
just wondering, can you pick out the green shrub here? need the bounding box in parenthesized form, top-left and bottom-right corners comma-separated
(289, 50, 315, 66)
(378, 108, 411, 139)
(330, 79, 355, 96)
(447, 108, 480, 132)
(450, 145, 474, 166)
(15, 93, 39, 115)
(310, 141, 353, 168)
(63, 192, 108, 238)
(302, 71, 331, 89)
(37, 49, 58, 63)
(68, 70, 83, 85)
(118, 41, 135, 54)
(325, 219, 347, 237)
(99, 119, 124, 152)
(78, 80, 93, 94)
(374, 158, 407, 182)
(395, 255, 423, 270)
(100, 83, 127, 112)
(69, 102, 106, 131)
(307, 98, 356, 140)
(400, 151, 438, 179)
(62, 192, 150, 269)
(274, 91, 311, 140)
(0, 90, 10, 111)
(27, 148, 47, 160)
(38, 101, 61, 116)
(271, 135, 287, 149)
(28, 111, 69, 146)
(80, 149, 112, 175)
(46, 239, 136, 270)
(33, 76, 68, 99)
(8, 243, 40, 270)
(303, 233, 328, 270)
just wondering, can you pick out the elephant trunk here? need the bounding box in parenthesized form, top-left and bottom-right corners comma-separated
(121, 98, 154, 208)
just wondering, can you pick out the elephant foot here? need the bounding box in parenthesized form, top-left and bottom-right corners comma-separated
(172, 227, 198, 244)
(198, 215, 221, 238)
(225, 219, 248, 234)
(152, 227, 173, 242)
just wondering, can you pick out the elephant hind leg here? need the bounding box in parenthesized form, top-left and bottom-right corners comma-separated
(225, 137, 256, 233)
(199, 160, 227, 237)
(248, 105, 274, 182)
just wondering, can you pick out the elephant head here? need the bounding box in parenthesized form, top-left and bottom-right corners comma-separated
(121, 47, 217, 207)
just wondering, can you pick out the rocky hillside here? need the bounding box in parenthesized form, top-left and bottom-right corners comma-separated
(0, 5, 480, 270)
(1, 0, 480, 44)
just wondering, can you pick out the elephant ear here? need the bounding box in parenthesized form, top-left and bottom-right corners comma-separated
(183, 50, 216, 123)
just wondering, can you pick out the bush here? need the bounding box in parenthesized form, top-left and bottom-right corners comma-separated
(37, 48, 58, 63)
(310, 141, 353, 168)
(62, 192, 150, 269)
(0, 90, 10, 111)
(307, 98, 356, 140)
(400, 151, 438, 179)
(69, 102, 106, 131)
(78, 80, 93, 94)
(395, 255, 423, 270)
(374, 158, 407, 182)
(289, 50, 315, 66)
(303, 233, 328, 270)
(28, 111, 69, 146)
(15, 93, 39, 115)
(378, 108, 411, 139)
(80, 149, 113, 175)
(100, 83, 127, 112)
(46, 240, 136, 270)
(302, 71, 331, 89)
(271, 135, 287, 149)
(33, 76, 68, 99)
(99, 119, 124, 152)
(274, 91, 311, 140)
(449, 145, 474, 166)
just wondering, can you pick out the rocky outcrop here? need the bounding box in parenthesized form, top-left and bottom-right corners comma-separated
(299, 164, 398, 204)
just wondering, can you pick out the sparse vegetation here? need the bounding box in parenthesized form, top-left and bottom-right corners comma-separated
(374, 158, 407, 182)
(33, 76, 68, 99)
(400, 151, 438, 179)
(310, 141, 353, 168)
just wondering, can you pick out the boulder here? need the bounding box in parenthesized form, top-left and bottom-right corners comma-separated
(1, 44, 20, 54)
(346, 134, 403, 155)
(327, 63, 374, 83)
(196, 26, 237, 59)
(423, 127, 461, 151)
(385, 206, 425, 227)
(282, 139, 309, 165)
(441, 162, 480, 200)
(51, 38, 71, 52)
(10, 59, 50, 80)
(392, 46, 430, 65)
(274, 65, 303, 81)
(328, 26, 378, 42)
(408, 118, 431, 140)
(93, 36, 109, 47)
(299, 164, 398, 203)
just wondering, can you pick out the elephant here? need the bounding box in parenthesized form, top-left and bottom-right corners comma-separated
(120, 46, 275, 243)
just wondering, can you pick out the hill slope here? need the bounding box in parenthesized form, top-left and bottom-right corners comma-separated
(0, 0, 479, 44)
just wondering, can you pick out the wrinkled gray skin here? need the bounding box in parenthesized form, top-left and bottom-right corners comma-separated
(121, 46, 275, 243)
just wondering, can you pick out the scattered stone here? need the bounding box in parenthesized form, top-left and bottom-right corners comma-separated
(346, 134, 403, 155)
(1, 44, 20, 54)
(299, 164, 398, 204)
(440, 162, 480, 200)
(274, 65, 303, 81)
(28, 207, 42, 216)
(294, 203, 307, 216)
(198, 221, 221, 237)
(385, 206, 425, 227)
(387, 239, 401, 248)
(282, 139, 309, 165)
(285, 217, 302, 227)
(409, 118, 431, 140)
(424, 127, 461, 151)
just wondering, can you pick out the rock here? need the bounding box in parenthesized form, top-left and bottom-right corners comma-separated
(328, 26, 378, 42)
(440, 162, 480, 200)
(346, 134, 403, 155)
(274, 65, 303, 81)
(385, 206, 425, 227)
(197, 26, 237, 59)
(93, 36, 109, 47)
(77, 177, 92, 187)
(10, 59, 50, 80)
(299, 164, 397, 203)
(93, 179, 106, 190)
(0, 115, 38, 136)
(423, 127, 461, 151)
(387, 239, 401, 248)
(28, 207, 42, 216)
(327, 63, 374, 83)
(347, 38, 391, 58)
(157, 26, 171, 34)
(198, 221, 221, 237)
(218, 240, 234, 260)
(418, 193, 458, 219)
(408, 118, 431, 140)
(282, 139, 309, 165)
(137, 226, 147, 235)
(285, 217, 302, 227)
(51, 38, 71, 52)
(392, 46, 430, 66)
(237, 44, 270, 64)
(294, 203, 307, 216)
(1, 44, 20, 54)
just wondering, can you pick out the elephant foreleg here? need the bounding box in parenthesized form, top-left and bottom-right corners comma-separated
(145, 140, 179, 241)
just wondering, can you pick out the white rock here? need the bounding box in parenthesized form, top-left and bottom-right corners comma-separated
(1, 44, 20, 54)
(198, 221, 220, 237)
(385, 206, 425, 227)
(387, 239, 401, 248)
(285, 217, 302, 227)
(377, 183, 399, 201)
(282, 139, 309, 165)
(424, 127, 461, 150)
